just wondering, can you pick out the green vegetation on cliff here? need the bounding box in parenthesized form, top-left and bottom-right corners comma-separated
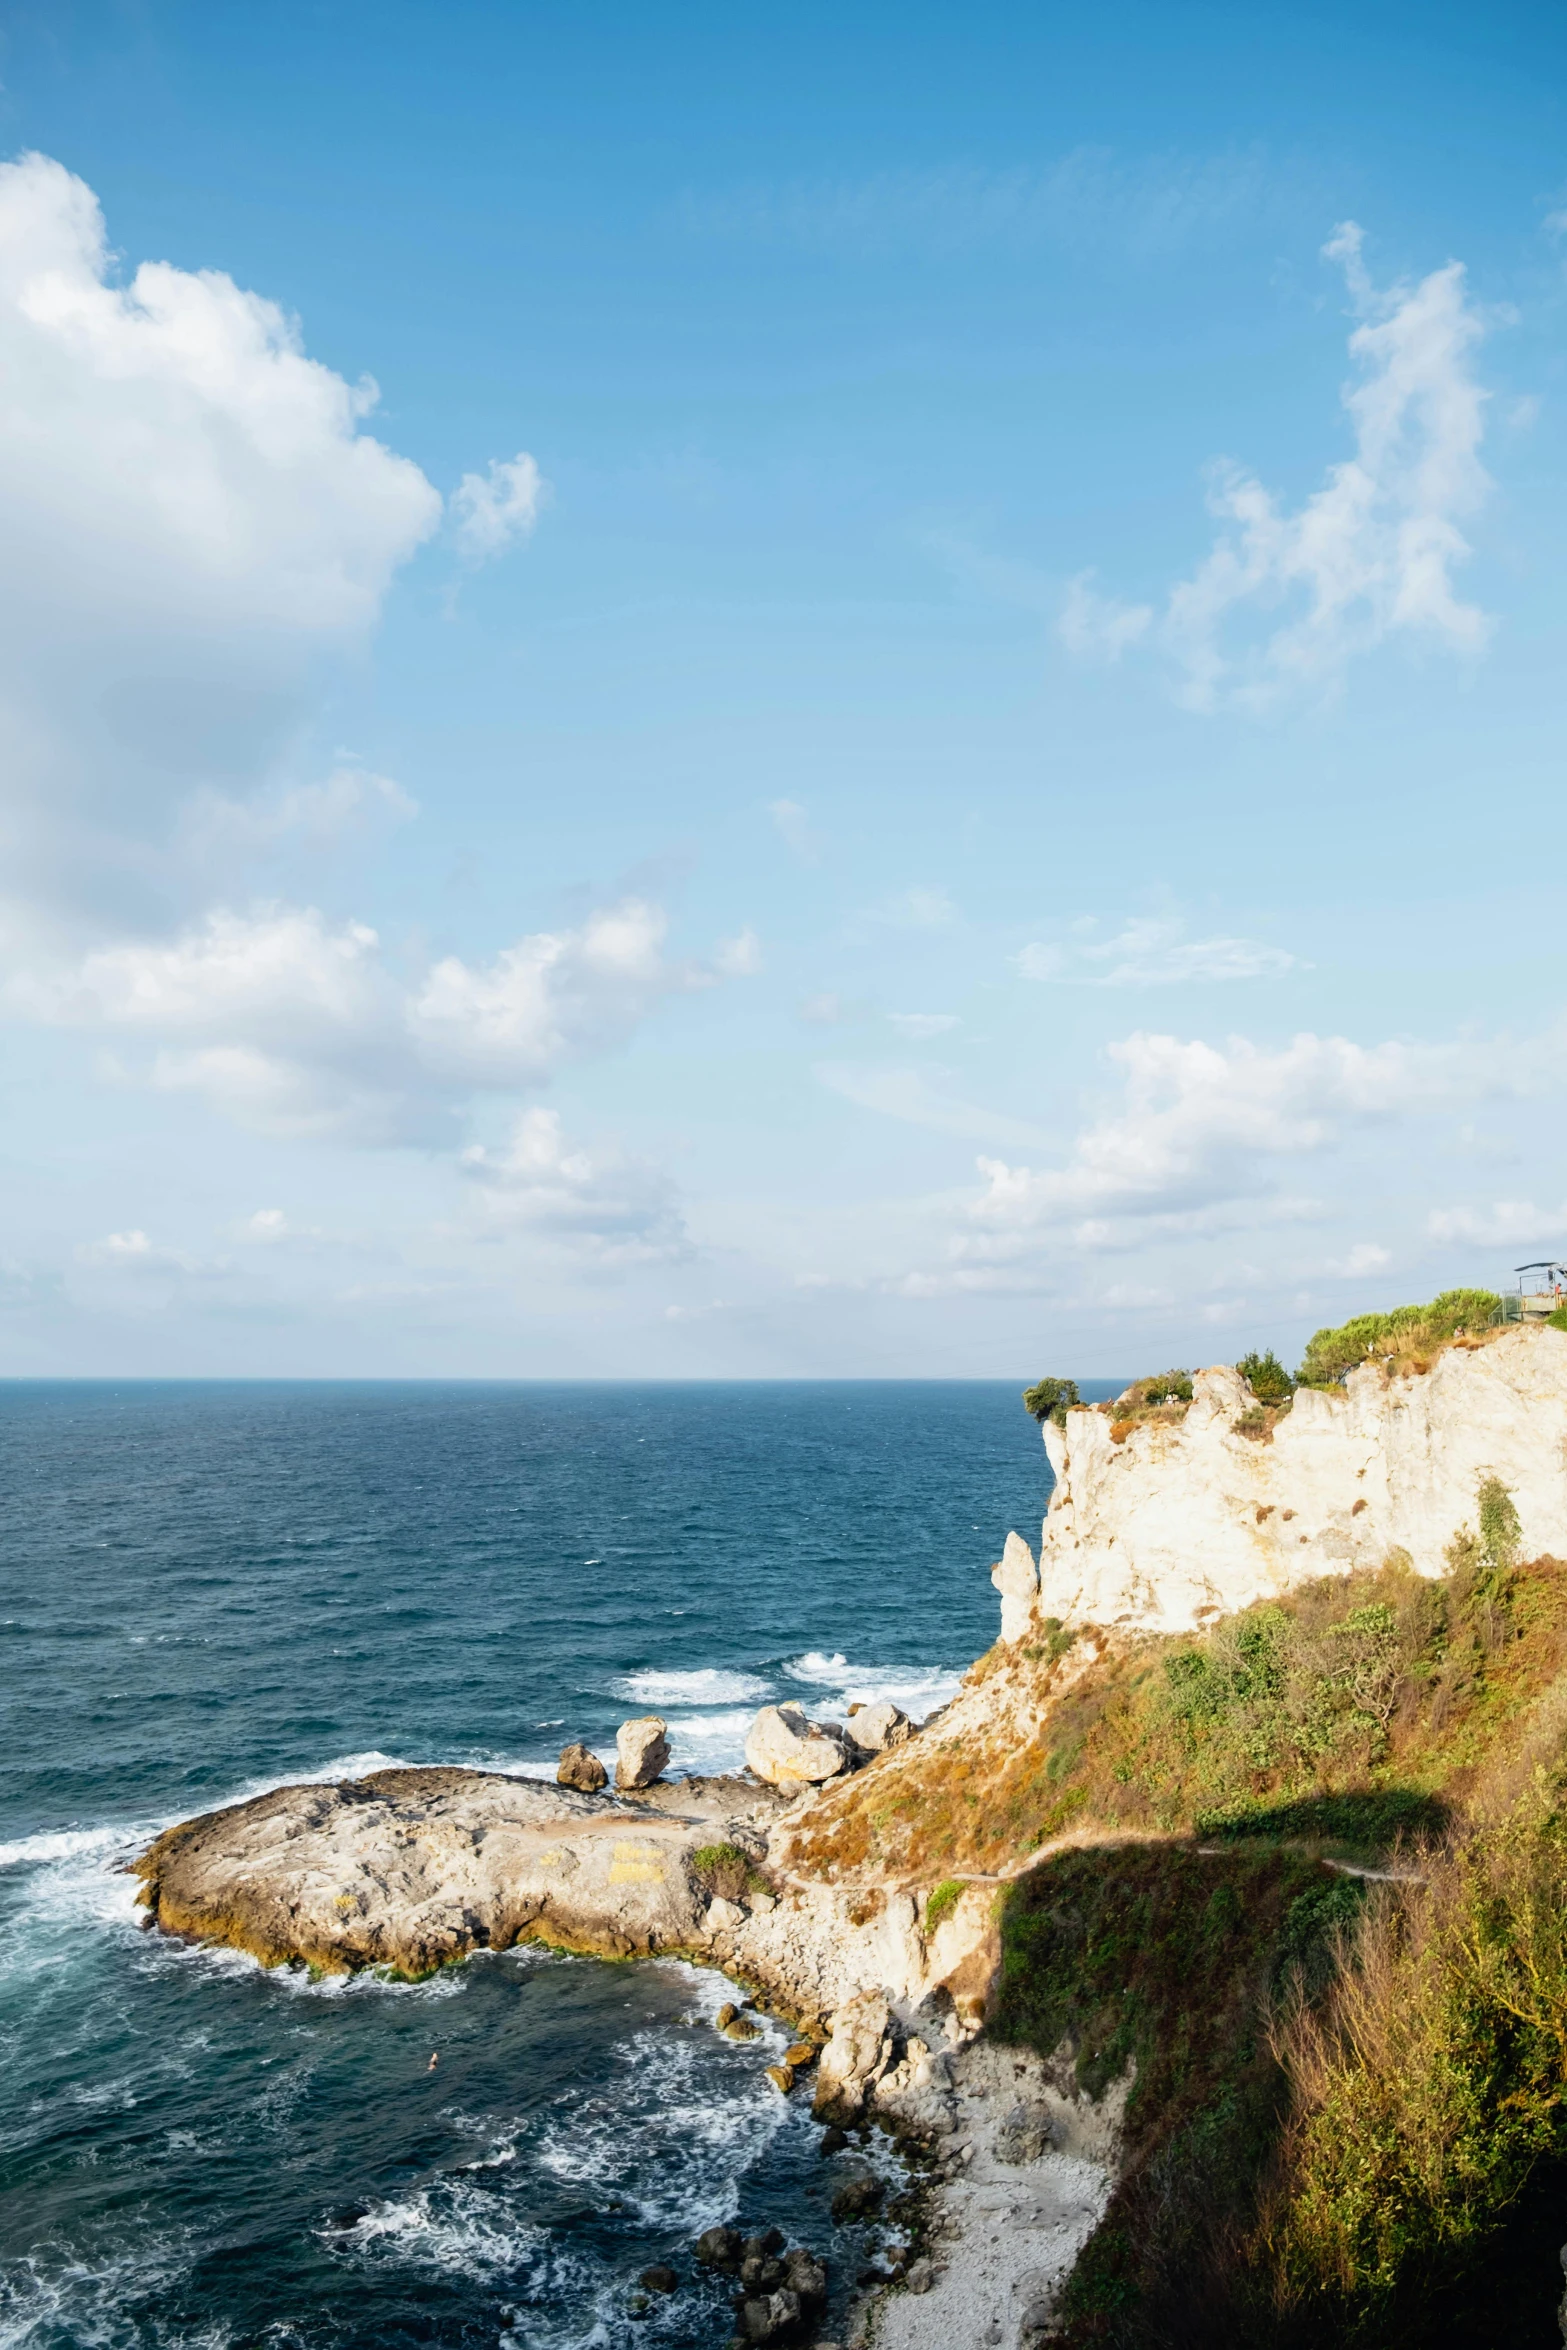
(1295, 1287, 1501, 1387)
(982, 1513, 1567, 2347)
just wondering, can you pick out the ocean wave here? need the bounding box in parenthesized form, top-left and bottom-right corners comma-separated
(0, 1825, 128, 1871)
(615, 1667, 772, 1707)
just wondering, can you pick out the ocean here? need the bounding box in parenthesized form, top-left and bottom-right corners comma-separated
(0, 1379, 1072, 2350)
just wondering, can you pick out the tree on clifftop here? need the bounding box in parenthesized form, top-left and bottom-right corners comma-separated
(1023, 1377, 1080, 1426)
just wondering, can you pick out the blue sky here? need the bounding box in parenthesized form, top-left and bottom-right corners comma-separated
(1, 0, 1565, 1376)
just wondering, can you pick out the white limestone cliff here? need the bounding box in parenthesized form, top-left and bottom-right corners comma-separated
(1019, 1324, 1567, 1637)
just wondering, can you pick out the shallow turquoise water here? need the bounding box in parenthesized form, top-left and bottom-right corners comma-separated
(0, 1380, 1077, 2348)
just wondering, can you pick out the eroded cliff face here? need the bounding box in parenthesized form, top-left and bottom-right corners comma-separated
(1017, 1324, 1567, 1636)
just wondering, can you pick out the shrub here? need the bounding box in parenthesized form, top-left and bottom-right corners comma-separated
(1023, 1376, 1080, 1426)
(690, 1842, 759, 1902)
(923, 1877, 965, 1932)
(1237, 1349, 1295, 1404)
(1550, 1305, 1567, 1334)
(1477, 1476, 1522, 1574)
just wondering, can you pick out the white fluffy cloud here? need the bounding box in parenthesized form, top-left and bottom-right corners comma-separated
(16, 897, 723, 1142)
(1013, 918, 1300, 985)
(461, 1108, 690, 1265)
(1063, 224, 1496, 708)
(951, 1027, 1516, 1263)
(0, 153, 442, 926)
(452, 452, 544, 559)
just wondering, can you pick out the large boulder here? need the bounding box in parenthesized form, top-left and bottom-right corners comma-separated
(556, 1741, 608, 1793)
(744, 1702, 853, 1789)
(847, 1698, 911, 1753)
(991, 1529, 1039, 1644)
(615, 1715, 671, 1790)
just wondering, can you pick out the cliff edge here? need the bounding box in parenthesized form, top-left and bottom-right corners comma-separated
(1017, 1323, 1567, 1636)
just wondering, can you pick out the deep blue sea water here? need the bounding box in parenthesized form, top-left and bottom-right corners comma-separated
(0, 1381, 1083, 2350)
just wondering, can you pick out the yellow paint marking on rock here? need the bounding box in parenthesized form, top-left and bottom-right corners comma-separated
(535, 1849, 564, 1867)
(608, 1840, 665, 1885)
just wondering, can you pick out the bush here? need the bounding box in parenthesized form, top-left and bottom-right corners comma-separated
(690, 1842, 760, 1902)
(1237, 1349, 1295, 1404)
(924, 1877, 964, 1932)
(1297, 1289, 1501, 1387)
(1549, 1305, 1567, 1334)
(1023, 1376, 1080, 1427)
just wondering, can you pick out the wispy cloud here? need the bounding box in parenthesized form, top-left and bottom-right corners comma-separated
(768, 798, 824, 864)
(676, 146, 1281, 260)
(816, 1061, 1046, 1148)
(1061, 224, 1498, 708)
(1013, 918, 1301, 986)
(866, 886, 958, 932)
(1427, 1200, 1567, 1247)
(888, 1012, 960, 1038)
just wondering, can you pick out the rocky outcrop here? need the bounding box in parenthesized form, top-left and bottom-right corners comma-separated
(990, 1531, 1040, 1644)
(133, 1765, 775, 1976)
(615, 1715, 671, 1789)
(745, 1702, 855, 1789)
(1029, 1326, 1567, 1636)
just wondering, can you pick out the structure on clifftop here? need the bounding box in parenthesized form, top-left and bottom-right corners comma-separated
(995, 1324, 1567, 1638)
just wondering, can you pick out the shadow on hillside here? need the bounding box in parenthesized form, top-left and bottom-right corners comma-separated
(1197, 1786, 1450, 1854)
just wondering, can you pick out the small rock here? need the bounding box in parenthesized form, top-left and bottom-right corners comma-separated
(784, 2247, 827, 2302)
(830, 2172, 884, 2222)
(716, 2003, 738, 2030)
(722, 2013, 761, 2042)
(994, 2099, 1054, 2165)
(556, 1741, 608, 1792)
(784, 2041, 817, 2068)
(639, 2264, 678, 2294)
(615, 1715, 671, 1790)
(818, 2126, 848, 2157)
(706, 1896, 746, 1932)
(764, 2063, 794, 2095)
(739, 2287, 801, 2343)
(694, 2225, 742, 2269)
(904, 2256, 934, 2294)
(748, 1891, 777, 1913)
(751, 2227, 786, 2256)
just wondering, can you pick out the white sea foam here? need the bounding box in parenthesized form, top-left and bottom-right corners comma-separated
(0, 1825, 127, 1870)
(532, 2011, 797, 2234)
(784, 1651, 963, 1720)
(337, 2188, 556, 2282)
(615, 1667, 772, 1707)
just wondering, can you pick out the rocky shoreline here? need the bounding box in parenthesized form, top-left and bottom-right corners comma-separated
(133, 1671, 1122, 2348)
